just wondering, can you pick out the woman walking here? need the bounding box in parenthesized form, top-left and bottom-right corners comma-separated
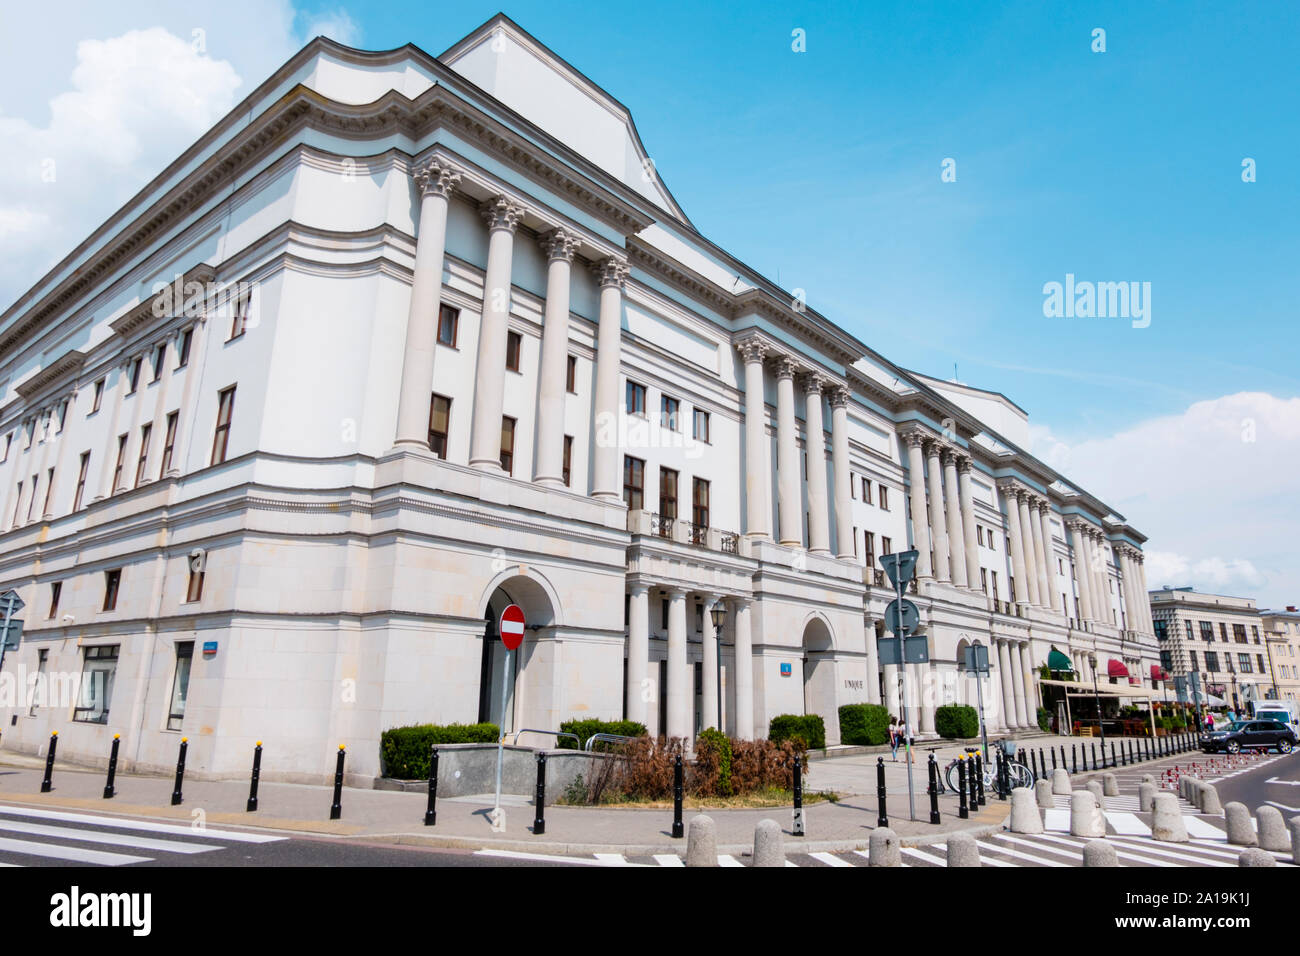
(888, 717, 901, 761)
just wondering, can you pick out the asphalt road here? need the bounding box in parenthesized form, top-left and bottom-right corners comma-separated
(1208, 749, 1300, 817)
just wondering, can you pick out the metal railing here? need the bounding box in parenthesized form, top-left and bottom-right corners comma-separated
(649, 512, 673, 539)
(507, 729, 581, 748)
(719, 531, 740, 553)
(681, 520, 707, 546)
(584, 733, 635, 752)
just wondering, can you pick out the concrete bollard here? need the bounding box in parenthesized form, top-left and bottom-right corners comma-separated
(1035, 778, 1054, 808)
(946, 831, 980, 867)
(1087, 779, 1106, 810)
(869, 827, 901, 867)
(1184, 778, 1200, 807)
(1256, 806, 1289, 852)
(685, 815, 718, 867)
(1102, 772, 1119, 797)
(752, 818, 784, 867)
(1289, 817, 1300, 865)
(1051, 768, 1071, 795)
(1010, 786, 1044, 834)
(1083, 839, 1118, 867)
(1224, 802, 1256, 847)
(1151, 793, 1188, 842)
(1238, 847, 1276, 867)
(1200, 783, 1223, 815)
(1070, 790, 1106, 838)
(1139, 782, 1156, 813)
(1141, 773, 1155, 785)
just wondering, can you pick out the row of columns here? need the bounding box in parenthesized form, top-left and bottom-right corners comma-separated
(997, 481, 1062, 611)
(902, 428, 983, 591)
(391, 157, 629, 500)
(1117, 543, 1154, 635)
(884, 638, 1039, 733)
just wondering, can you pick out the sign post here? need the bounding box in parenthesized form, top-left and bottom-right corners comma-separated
(491, 604, 526, 830)
(963, 642, 991, 762)
(878, 550, 920, 822)
(0, 589, 25, 675)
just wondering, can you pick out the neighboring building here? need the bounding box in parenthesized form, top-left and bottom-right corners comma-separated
(1261, 606, 1300, 703)
(1149, 586, 1272, 711)
(0, 16, 1160, 783)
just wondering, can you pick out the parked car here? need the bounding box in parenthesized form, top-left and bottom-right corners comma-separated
(1200, 719, 1297, 754)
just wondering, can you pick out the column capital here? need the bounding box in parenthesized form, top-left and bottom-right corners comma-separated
(956, 453, 973, 475)
(412, 159, 462, 199)
(540, 228, 580, 263)
(628, 581, 651, 597)
(801, 371, 825, 396)
(901, 427, 929, 450)
(828, 385, 850, 409)
(480, 195, 525, 233)
(735, 336, 768, 365)
(593, 255, 629, 289)
(772, 355, 799, 381)
(940, 446, 961, 467)
(1064, 516, 1089, 534)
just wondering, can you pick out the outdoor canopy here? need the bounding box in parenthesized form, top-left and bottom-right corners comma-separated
(1047, 648, 1073, 672)
(1107, 659, 1130, 678)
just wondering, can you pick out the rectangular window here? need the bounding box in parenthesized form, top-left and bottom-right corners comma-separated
(28, 649, 48, 717)
(428, 394, 451, 460)
(1252, 625, 1260, 644)
(623, 456, 645, 510)
(229, 294, 249, 340)
(862, 477, 871, 502)
(177, 328, 193, 367)
(112, 433, 128, 490)
(977, 525, 984, 546)
(9, 482, 20, 529)
(864, 531, 875, 567)
(0, 432, 9, 463)
(661, 598, 668, 631)
(91, 378, 105, 413)
(882, 536, 892, 555)
(505, 331, 522, 372)
(134, 423, 152, 487)
(562, 435, 573, 487)
(1188, 650, 1198, 671)
(879, 485, 889, 510)
(42, 467, 55, 516)
(1257, 653, 1266, 672)
(437, 304, 459, 347)
(211, 386, 236, 465)
(660, 395, 680, 431)
(1185, 620, 1194, 642)
(25, 474, 38, 522)
(151, 343, 167, 382)
(692, 478, 710, 529)
(980, 567, 988, 593)
(1238, 653, 1252, 673)
(625, 381, 646, 417)
(186, 565, 205, 603)
(127, 357, 142, 394)
(1220, 623, 1229, 642)
(853, 526, 859, 557)
(48, 581, 62, 619)
(500, 416, 516, 474)
(159, 412, 179, 476)
(73, 644, 119, 724)
(991, 570, 999, 599)
(73, 452, 90, 512)
(659, 467, 678, 520)
(167, 642, 194, 731)
(1201, 621, 1215, 642)
(1205, 651, 1220, 672)
(103, 569, 121, 611)
(1233, 623, 1247, 643)
(566, 355, 577, 393)
(693, 409, 710, 443)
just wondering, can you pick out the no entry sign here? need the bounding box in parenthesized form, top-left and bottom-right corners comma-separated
(499, 604, 525, 650)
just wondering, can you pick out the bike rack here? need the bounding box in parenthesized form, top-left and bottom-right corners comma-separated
(507, 729, 581, 749)
(584, 733, 635, 752)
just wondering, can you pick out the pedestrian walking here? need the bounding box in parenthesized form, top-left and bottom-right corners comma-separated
(889, 717, 901, 761)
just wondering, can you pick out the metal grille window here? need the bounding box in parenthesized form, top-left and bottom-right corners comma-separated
(73, 645, 119, 724)
(167, 642, 194, 731)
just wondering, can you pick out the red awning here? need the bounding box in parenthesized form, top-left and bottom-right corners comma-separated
(1108, 659, 1130, 678)
(1150, 665, 1164, 681)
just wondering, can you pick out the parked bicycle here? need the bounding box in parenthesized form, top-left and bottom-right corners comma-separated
(941, 742, 1033, 794)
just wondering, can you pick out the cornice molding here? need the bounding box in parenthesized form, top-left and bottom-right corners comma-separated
(14, 350, 87, 402)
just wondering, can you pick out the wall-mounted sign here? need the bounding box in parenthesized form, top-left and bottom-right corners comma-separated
(779, 662, 792, 677)
(202, 641, 218, 657)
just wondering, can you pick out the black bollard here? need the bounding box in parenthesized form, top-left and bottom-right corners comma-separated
(1110, 742, 1116, 768)
(247, 742, 262, 812)
(171, 738, 188, 806)
(532, 751, 546, 835)
(671, 753, 684, 838)
(1051, 747, 1057, 770)
(876, 756, 888, 827)
(957, 757, 969, 819)
(40, 732, 57, 793)
(424, 745, 439, 826)
(974, 754, 985, 807)
(1092, 742, 1098, 770)
(103, 734, 120, 799)
(998, 751, 1008, 800)
(1072, 745, 1078, 774)
(792, 755, 805, 836)
(1060, 744, 1067, 770)
(329, 745, 345, 820)
(927, 753, 940, 824)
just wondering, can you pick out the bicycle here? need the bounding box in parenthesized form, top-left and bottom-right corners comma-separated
(941, 743, 1033, 794)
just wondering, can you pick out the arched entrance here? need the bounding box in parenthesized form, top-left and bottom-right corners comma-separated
(801, 615, 836, 726)
(478, 573, 559, 735)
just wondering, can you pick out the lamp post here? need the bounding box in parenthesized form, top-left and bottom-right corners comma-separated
(709, 602, 726, 731)
(1088, 651, 1107, 755)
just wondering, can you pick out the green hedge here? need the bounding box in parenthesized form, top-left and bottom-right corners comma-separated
(838, 703, 891, 745)
(557, 719, 648, 750)
(768, 714, 826, 750)
(696, 727, 733, 795)
(379, 722, 499, 778)
(1036, 706, 1051, 733)
(934, 704, 980, 739)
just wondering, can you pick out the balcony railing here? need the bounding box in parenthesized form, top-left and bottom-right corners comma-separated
(649, 512, 673, 539)
(719, 531, 740, 554)
(681, 520, 708, 546)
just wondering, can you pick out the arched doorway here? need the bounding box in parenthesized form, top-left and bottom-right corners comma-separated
(478, 573, 559, 735)
(801, 616, 836, 726)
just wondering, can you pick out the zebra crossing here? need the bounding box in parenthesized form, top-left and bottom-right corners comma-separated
(0, 805, 285, 866)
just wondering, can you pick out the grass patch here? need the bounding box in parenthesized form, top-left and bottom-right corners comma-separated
(557, 787, 840, 809)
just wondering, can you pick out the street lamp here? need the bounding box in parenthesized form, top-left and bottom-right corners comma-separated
(709, 602, 727, 730)
(1088, 651, 1107, 756)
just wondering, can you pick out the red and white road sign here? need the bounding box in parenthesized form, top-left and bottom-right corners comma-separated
(499, 604, 525, 651)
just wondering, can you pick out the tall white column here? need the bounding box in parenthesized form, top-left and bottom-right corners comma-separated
(738, 338, 771, 539)
(1003, 486, 1030, 606)
(1029, 498, 1050, 607)
(1092, 534, 1110, 624)
(702, 597, 719, 731)
(532, 229, 579, 486)
(1117, 548, 1134, 631)
(590, 257, 627, 500)
(1017, 642, 1036, 724)
(958, 456, 979, 593)
(802, 375, 830, 555)
(626, 584, 650, 727)
(469, 196, 524, 471)
(393, 160, 460, 449)
(997, 640, 1017, 729)
(1068, 520, 1095, 623)
(1018, 492, 1042, 606)
(666, 588, 689, 741)
(942, 449, 967, 588)
(1136, 556, 1153, 634)
(774, 356, 801, 548)
(925, 441, 950, 582)
(830, 388, 854, 560)
(863, 617, 882, 705)
(732, 598, 754, 738)
(903, 432, 933, 578)
(1040, 503, 1063, 612)
(885, 661, 902, 722)
(1010, 640, 1028, 727)
(917, 661, 936, 735)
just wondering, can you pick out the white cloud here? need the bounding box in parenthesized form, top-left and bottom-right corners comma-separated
(1029, 392, 1300, 607)
(299, 9, 361, 46)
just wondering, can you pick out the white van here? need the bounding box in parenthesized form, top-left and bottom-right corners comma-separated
(1249, 700, 1299, 733)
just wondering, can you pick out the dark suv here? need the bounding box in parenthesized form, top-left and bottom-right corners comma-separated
(1200, 719, 1297, 754)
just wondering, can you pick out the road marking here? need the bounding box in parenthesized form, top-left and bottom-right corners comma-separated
(593, 853, 647, 867)
(475, 849, 609, 866)
(0, 819, 222, 855)
(810, 851, 854, 867)
(1106, 812, 1152, 836)
(1264, 801, 1300, 812)
(0, 835, 149, 866)
(1266, 777, 1300, 786)
(900, 846, 946, 867)
(977, 837, 1068, 867)
(0, 806, 284, 843)
(1183, 817, 1227, 840)
(1029, 832, 1199, 868)
(652, 853, 683, 867)
(718, 854, 744, 867)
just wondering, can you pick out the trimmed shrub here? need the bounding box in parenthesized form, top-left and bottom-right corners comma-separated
(379, 722, 499, 778)
(838, 703, 891, 745)
(934, 704, 980, 739)
(768, 714, 826, 751)
(1036, 706, 1051, 733)
(693, 728, 733, 796)
(557, 718, 648, 750)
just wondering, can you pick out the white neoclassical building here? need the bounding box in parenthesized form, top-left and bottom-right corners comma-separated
(0, 16, 1160, 783)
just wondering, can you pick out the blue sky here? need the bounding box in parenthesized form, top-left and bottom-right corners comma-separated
(1, 1, 1296, 602)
